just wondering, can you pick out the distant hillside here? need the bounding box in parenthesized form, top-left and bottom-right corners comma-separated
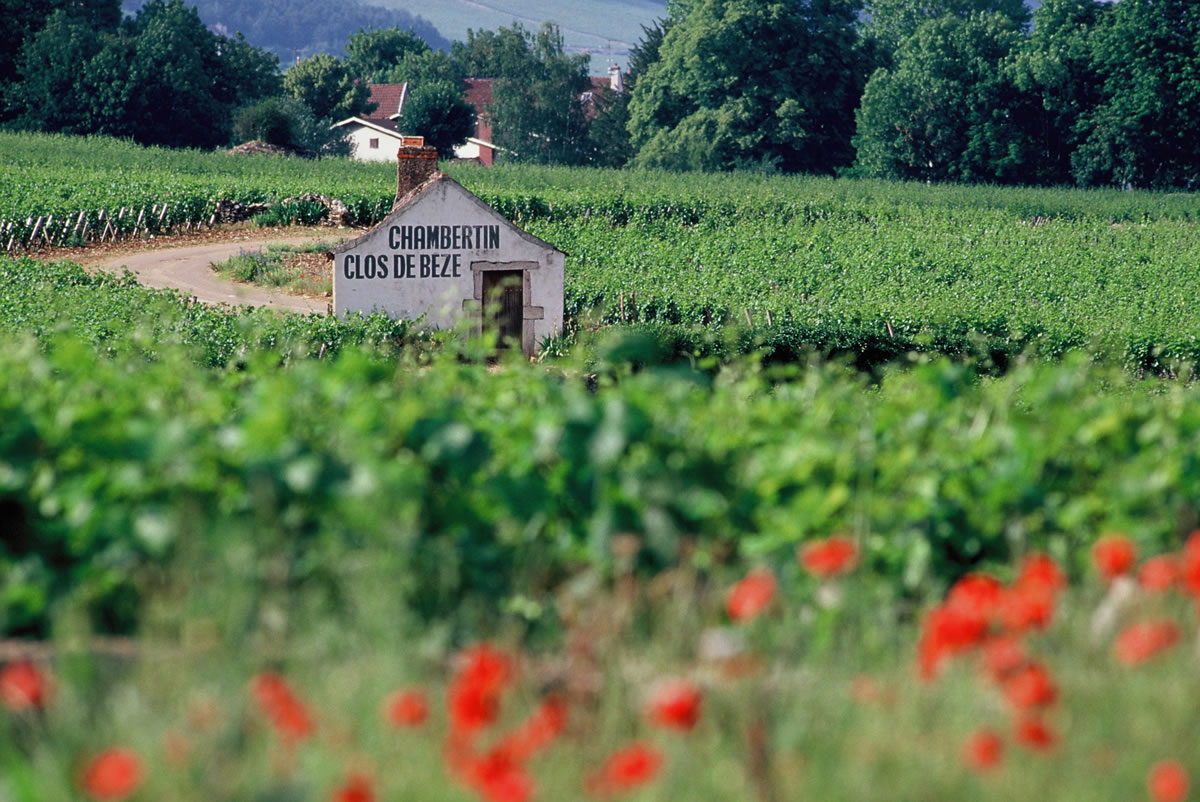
(373, 0, 669, 72)
(121, 0, 449, 64)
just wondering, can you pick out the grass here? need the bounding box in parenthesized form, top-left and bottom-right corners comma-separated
(3, 544, 1198, 801)
(211, 240, 340, 297)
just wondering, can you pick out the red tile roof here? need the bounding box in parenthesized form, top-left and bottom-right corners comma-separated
(366, 83, 407, 121)
(462, 78, 495, 144)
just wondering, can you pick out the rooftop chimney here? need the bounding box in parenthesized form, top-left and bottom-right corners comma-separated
(394, 136, 439, 207)
(609, 63, 624, 94)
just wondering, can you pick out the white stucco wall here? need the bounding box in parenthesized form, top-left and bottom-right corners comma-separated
(332, 178, 565, 353)
(344, 126, 404, 162)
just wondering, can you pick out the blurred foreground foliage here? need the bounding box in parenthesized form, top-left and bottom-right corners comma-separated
(4, 257, 1200, 641)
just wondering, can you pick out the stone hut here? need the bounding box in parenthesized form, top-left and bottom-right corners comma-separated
(332, 138, 565, 355)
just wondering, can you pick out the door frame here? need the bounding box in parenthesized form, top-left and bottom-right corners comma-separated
(467, 260, 544, 355)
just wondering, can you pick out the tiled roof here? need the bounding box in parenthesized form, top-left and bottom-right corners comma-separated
(462, 78, 495, 143)
(366, 83, 408, 120)
(462, 78, 494, 112)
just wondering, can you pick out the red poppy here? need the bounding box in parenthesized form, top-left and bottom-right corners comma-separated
(999, 580, 1056, 633)
(962, 729, 1004, 772)
(1182, 532, 1200, 598)
(726, 569, 777, 622)
(1002, 662, 1057, 710)
(798, 536, 858, 579)
(646, 678, 702, 732)
(448, 645, 513, 734)
(332, 772, 375, 802)
(0, 660, 50, 712)
(917, 601, 989, 680)
(1093, 534, 1137, 580)
(1139, 555, 1180, 592)
(250, 672, 315, 742)
(494, 695, 569, 764)
(586, 742, 663, 797)
(1148, 760, 1190, 802)
(1113, 620, 1181, 666)
(466, 746, 535, 802)
(979, 636, 1027, 683)
(383, 689, 429, 728)
(1014, 716, 1057, 752)
(81, 747, 144, 800)
(948, 574, 1005, 621)
(1017, 552, 1066, 591)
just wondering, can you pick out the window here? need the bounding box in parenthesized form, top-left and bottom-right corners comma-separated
(369, 138, 380, 149)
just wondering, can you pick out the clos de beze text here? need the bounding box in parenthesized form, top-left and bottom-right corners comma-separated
(342, 224, 503, 280)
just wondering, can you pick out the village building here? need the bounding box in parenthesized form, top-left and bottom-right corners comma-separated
(335, 67, 625, 166)
(332, 138, 565, 355)
(332, 82, 499, 165)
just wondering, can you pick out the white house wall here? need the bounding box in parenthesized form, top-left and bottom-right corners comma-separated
(345, 126, 404, 162)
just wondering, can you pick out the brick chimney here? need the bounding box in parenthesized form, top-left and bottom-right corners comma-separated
(395, 136, 439, 207)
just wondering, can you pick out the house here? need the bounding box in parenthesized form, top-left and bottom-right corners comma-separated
(333, 81, 499, 165)
(332, 139, 565, 356)
(330, 83, 409, 162)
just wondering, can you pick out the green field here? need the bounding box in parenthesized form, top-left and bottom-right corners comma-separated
(5, 132, 1199, 371)
(4, 132, 1200, 800)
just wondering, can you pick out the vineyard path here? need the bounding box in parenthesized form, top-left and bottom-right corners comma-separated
(85, 232, 343, 314)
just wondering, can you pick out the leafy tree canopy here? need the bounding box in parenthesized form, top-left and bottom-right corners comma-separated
(345, 27, 430, 83)
(861, 0, 1030, 62)
(0, 0, 120, 100)
(283, 53, 375, 123)
(397, 80, 475, 155)
(852, 12, 1026, 183)
(1072, 0, 1200, 189)
(6, 0, 280, 148)
(628, 0, 867, 173)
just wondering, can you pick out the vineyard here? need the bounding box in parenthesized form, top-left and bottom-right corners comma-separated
(5, 133, 1200, 372)
(5, 133, 1200, 800)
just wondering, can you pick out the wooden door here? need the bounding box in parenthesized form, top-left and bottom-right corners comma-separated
(482, 270, 523, 348)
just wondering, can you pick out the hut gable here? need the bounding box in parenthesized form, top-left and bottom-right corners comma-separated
(332, 152, 565, 355)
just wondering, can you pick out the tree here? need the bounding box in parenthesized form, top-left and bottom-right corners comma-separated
(1072, 0, 1200, 189)
(397, 80, 475, 154)
(584, 19, 671, 168)
(4, 11, 104, 133)
(380, 48, 463, 86)
(0, 0, 120, 87)
(454, 23, 591, 165)
(122, 0, 250, 148)
(345, 27, 430, 82)
(627, 0, 867, 174)
(233, 95, 346, 156)
(1008, 0, 1106, 186)
(451, 26, 535, 79)
(852, 13, 1027, 183)
(7, 0, 280, 148)
(861, 0, 1029, 64)
(283, 53, 375, 122)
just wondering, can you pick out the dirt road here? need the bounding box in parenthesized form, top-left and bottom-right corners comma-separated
(86, 232, 341, 314)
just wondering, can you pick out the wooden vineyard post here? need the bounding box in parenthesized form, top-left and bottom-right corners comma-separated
(28, 216, 44, 246)
(630, 292, 637, 322)
(133, 207, 145, 237)
(765, 309, 773, 327)
(157, 203, 168, 232)
(744, 308, 753, 327)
